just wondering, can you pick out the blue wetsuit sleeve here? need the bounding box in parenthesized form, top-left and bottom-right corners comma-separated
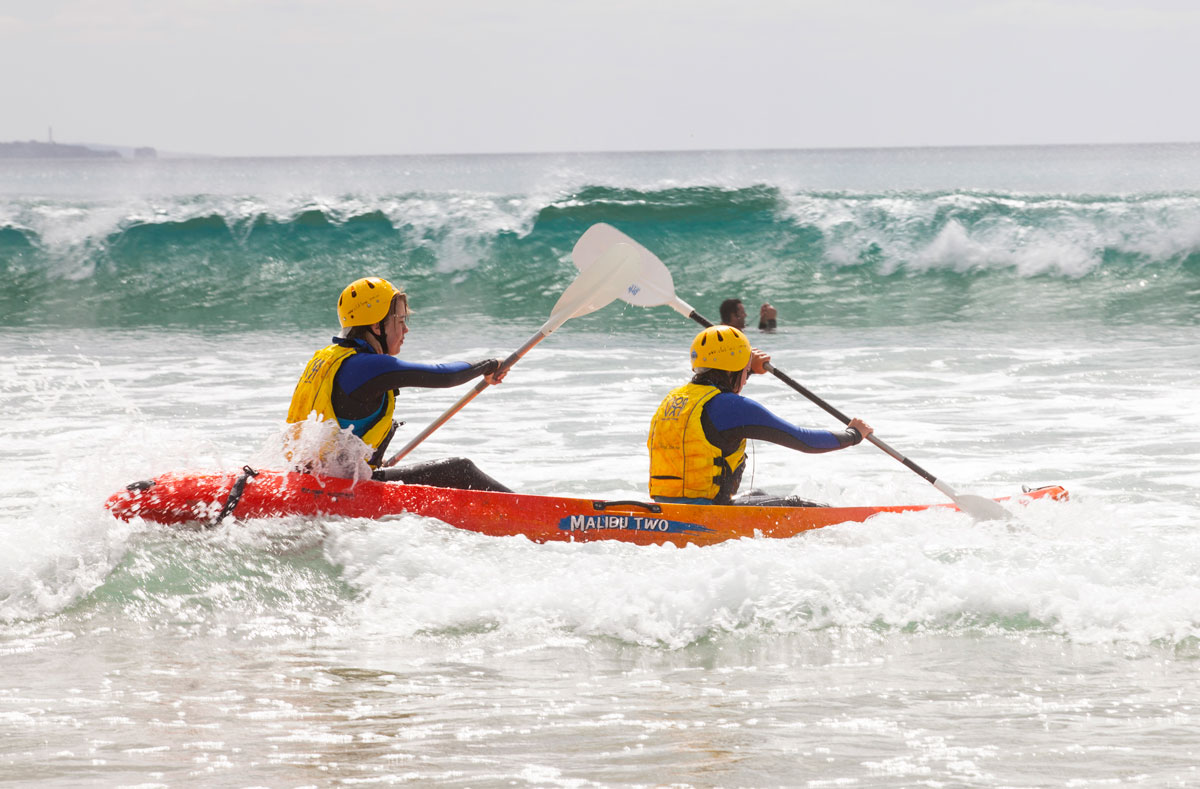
(705, 392, 860, 452)
(336, 355, 496, 405)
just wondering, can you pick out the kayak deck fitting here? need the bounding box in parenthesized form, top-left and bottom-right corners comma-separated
(106, 469, 1069, 547)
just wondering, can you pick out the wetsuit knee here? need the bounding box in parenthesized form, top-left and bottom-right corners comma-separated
(372, 457, 511, 493)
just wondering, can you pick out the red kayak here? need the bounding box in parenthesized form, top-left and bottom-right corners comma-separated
(106, 468, 1069, 547)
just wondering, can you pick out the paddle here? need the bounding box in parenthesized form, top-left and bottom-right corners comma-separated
(382, 240, 641, 467)
(571, 223, 1010, 521)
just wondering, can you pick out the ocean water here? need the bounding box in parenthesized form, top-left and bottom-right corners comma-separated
(2, 145, 1199, 786)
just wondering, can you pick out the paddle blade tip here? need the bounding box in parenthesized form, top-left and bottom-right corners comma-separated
(957, 494, 1012, 522)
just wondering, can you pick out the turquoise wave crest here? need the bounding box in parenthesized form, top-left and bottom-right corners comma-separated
(2, 185, 1198, 329)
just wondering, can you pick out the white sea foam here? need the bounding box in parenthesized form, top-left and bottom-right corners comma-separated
(781, 191, 1200, 278)
(318, 492, 1200, 650)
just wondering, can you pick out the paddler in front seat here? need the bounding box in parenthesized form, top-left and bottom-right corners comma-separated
(287, 276, 511, 491)
(647, 325, 874, 506)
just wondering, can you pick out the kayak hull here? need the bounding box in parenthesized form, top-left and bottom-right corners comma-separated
(106, 470, 1069, 547)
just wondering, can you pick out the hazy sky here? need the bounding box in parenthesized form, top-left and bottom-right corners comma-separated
(2, 0, 1198, 156)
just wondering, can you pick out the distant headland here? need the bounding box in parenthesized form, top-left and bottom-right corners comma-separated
(0, 140, 157, 159)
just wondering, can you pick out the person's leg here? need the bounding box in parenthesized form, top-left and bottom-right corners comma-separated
(731, 491, 828, 508)
(372, 457, 512, 492)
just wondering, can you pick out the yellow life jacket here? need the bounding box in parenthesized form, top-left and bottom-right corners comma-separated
(647, 382, 746, 501)
(286, 343, 396, 455)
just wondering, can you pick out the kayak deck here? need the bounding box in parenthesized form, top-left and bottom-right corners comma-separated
(106, 469, 1069, 547)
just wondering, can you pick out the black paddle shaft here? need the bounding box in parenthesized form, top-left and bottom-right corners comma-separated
(685, 309, 940, 487)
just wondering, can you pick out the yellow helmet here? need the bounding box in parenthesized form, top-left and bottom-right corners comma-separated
(337, 277, 403, 328)
(690, 325, 751, 371)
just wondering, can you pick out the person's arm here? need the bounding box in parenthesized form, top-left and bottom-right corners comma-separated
(705, 393, 866, 452)
(758, 303, 777, 331)
(339, 355, 499, 403)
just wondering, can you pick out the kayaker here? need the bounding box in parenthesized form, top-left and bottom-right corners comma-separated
(287, 276, 512, 491)
(647, 325, 873, 506)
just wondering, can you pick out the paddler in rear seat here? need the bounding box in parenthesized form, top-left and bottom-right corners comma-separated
(287, 276, 511, 491)
(647, 325, 873, 506)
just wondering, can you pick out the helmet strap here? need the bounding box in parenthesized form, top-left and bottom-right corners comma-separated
(732, 367, 749, 394)
(371, 322, 388, 353)
(372, 295, 402, 353)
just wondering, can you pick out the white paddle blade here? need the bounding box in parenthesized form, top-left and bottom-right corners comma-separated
(571, 223, 677, 307)
(933, 479, 1010, 520)
(387, 243, 638, 466)
(541, 242, 640, 333)
(954, 494, 1011, 522)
